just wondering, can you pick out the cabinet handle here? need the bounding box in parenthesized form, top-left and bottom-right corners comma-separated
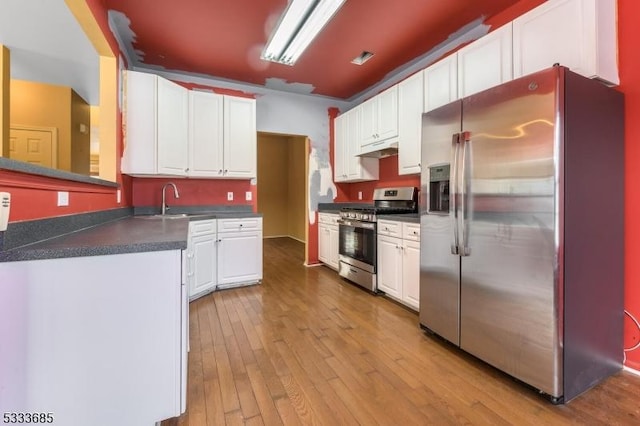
(185, 168, 189, 172)
(224, 169, 228, 173)
(413, 231, 418, 235)
(187, 272, 194, 277)
(219, 170, 223, 174)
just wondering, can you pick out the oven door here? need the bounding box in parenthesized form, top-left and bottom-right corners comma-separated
(338, 219, 376, 273)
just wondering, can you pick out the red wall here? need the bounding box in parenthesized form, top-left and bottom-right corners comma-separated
(131, 178, 256, 211)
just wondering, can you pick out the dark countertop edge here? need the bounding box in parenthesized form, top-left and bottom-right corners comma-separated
(0, 157, 119, 188)
(377, 214, 420, 224)
(134, 205, 255, 216)
(0, 241, 187, 263)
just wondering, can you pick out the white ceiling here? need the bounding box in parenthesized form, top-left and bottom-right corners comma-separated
(0, 0, 100, 105)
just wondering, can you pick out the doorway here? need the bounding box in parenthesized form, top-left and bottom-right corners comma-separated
(257, 132, 309, 264)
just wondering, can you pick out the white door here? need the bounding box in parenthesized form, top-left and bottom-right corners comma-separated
(157, 78, 189, 175)
(189, 233, 217, 298)
(376, 86, 399, 141)
(457, 24, 513, 98)
(9, 126, 57, 168)
(328, 225, 340, 270)
(189, 91, 224, 177)
(424, 54, 458, 112)
(218, 230, 262, 285)
(402, 240, 420, 310)
(377, 235, 402, 299)
(223, 96, 256, 178)
(398, 72, 424, 175)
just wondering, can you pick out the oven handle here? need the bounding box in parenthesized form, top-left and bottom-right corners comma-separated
(337, 219, 376, 230)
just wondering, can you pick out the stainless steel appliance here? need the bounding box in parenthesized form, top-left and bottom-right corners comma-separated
(339, 187, 417, 292)
(419, 66, 624, 403)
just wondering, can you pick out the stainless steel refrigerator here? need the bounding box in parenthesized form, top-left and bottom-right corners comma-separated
(419, 66, 624, 403)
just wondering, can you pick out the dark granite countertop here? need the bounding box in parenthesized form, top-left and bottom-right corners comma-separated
(0, 207, 262, 262)
(377, 213, 420, 223)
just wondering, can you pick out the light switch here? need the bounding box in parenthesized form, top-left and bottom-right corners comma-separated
(57, 191, 69, 207)
(245, 191, 252, 201)
(358, 191, 363, 200)
(227, 192, 234, 201)
(117, 190, 121, 204)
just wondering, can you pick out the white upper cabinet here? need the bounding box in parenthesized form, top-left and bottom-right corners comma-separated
(512, 0, 619, 85)
(334, 108, 379, 183)
(360, 86, 399, 149)
(457, 24, 513, 98)
(123, 70, 189, 176)
(188, 91, 224, 177)
(423, 53, 458, 112)
(398, 71, 424, 175)
(224, 96, 257, 178)
(123, 70, 257, 179)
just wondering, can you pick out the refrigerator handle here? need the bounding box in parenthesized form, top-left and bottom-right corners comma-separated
(460, 131, 471, 256)
(450, 133, 460, 255)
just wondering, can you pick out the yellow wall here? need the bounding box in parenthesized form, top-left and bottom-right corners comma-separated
(10, 79, 90, 174)
(287, 136, 306, 242)
(0, 46, 8, 157)
(257, 133, 307, 241)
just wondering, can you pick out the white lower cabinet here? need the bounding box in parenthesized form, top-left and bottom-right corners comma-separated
(217, 217, 263, 288)
(187, 217, 263, 299)
(318, 213, 340, 270)
(377, 220, 420, 310)
(187, 219, 217, 300)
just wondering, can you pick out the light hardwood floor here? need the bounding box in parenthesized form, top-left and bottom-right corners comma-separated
(164, 237, 640, 425)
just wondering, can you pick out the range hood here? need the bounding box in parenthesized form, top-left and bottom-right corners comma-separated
(357, 140, 399, 158)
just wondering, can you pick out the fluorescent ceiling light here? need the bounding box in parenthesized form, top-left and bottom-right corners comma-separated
(262, 0, 346, 66)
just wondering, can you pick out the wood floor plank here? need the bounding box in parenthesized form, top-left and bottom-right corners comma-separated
(163, 238, 640, 426)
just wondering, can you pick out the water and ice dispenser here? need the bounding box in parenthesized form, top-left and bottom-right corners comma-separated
(428, 164, 450, 214)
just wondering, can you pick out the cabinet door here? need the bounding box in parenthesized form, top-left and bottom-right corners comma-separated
(376, 85, 399, 141)
(334, 113, 348, 182)
(424, 54, 458, 112)
(189, 91, 224, 177)
(359, 97, 378, 146)
(328, 225, 340, 270)
(157, 77, 189, 175)
(398, 72, 424, 175)
(189, 233, 217, 298)
(122, 70, 157, 174)
(218, 231, 263, 285)
(512, 0, 618, 85)
(318, 224, 331, 264)
(402, 239, 420, 310)
(458, 24, 513, 98)
(224, 96, 257, 178)
(377, 235, 402, 299)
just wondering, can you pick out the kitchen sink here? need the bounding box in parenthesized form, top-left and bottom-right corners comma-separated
(134, 213, 189, 220)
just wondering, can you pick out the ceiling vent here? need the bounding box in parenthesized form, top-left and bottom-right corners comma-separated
(351, 51, 374, 65)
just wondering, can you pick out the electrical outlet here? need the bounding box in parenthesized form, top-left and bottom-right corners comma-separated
(245, 191, 252, 201)
(227, 192, 234, 201)
(117, 190, 121, 204)
(57, 191, 69, 207)
(358, 191, 363, 200)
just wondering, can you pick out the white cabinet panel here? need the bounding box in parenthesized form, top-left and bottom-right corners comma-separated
(377, 234, 402, 299)
(218, 230, 262, 286)
(189, 91, 224, 177)
(512, 0, 618, 85)
(189, 232, 217, 298)
(398, 71, 424, 175)
(334, 108, 379, 183)
(360, 86, 399, 149)
(318, 213, 340, 270)
(402, 239, 420, 310)
(224, 96, 257, 178)
(458, 24, 513, 98)
(157, 77, 189, 175)
(424, 53, 458, 112)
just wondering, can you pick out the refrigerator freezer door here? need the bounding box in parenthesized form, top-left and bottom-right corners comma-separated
(459, 68, 562, 396)
(419, 101, 462, 345)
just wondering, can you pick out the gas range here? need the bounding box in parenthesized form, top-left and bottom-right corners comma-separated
(337, 187, 418, 293)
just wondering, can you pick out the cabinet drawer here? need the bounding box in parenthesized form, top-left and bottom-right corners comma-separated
(403, 223, 420, 241)
(377, 220, 402, 238)
(319, 213, 340, 226)
(218, 217, 262, 232)
(189, 219, 216, 236)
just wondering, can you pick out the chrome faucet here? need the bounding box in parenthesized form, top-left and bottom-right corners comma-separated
(161, 182, 180, 215)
